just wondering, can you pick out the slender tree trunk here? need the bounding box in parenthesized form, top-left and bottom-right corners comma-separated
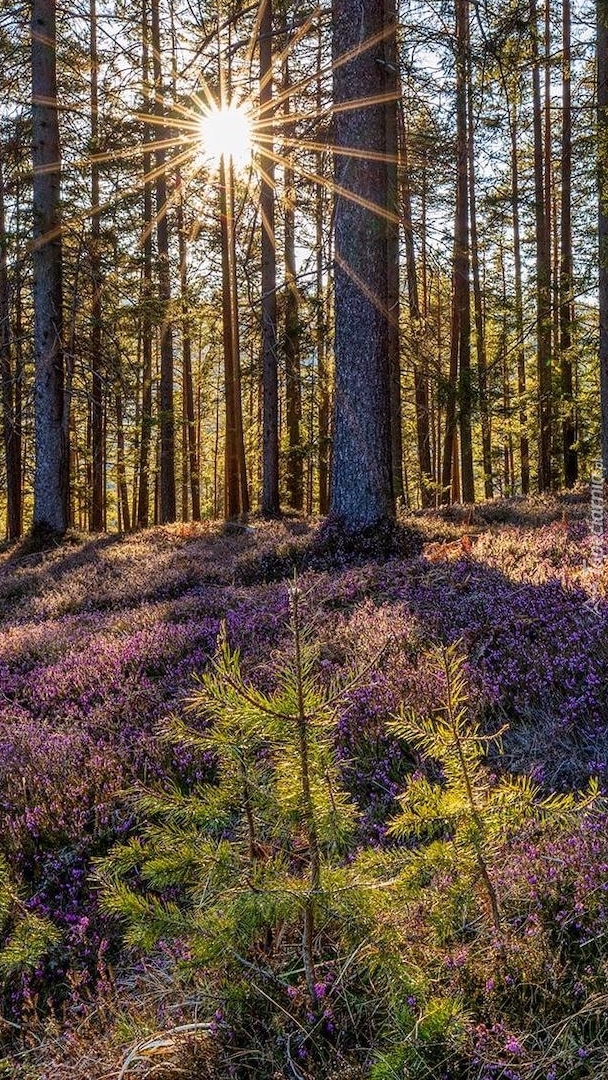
(467, 50, 492, 499)
(176, 182, 201, 520)
(331, 0, 394, 529)
(399, 105, 432, 506)
(220, 157, 241, 518)
(260, 0, 280, 516)
(89, 0, 104, 531)
(31, 0, 68, 537)
(456, 0, 474, 502)
(511, 116, 530, 495)
(115, 380, 131, 532)
(600, 0, 608, 477)
(386, 0, 404, 504)
(532, 0, 553, 491)
(560, 0, 577, 486)
(442, 0, 472, 504)
(316, 25, 330, 515)
(0, 147, 21, 539)
(284, 52, 304, 511)
(138, 0, 154, 528)
(150, 0, 176, 523)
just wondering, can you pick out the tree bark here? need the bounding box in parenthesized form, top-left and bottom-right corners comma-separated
(316, 24, 330, 515)
(283, 51, 304, 511)
(90, 0, 104, 531)
(532, 0, 553, 491)
(31, 0, 68, 537)
(137, 0, 154, 528)
(456, 0, 474, 503)
(331, 0, 394, 529)
(386, 0, 404, 504)
(560, 0, 577, 486)
(600, 0, 608, 477)
(0, 144, 21, 539)
(260, 0, 280, 516)
(150, 0, 176, 523)
(467, 46, 492, 499)
(399, 106, 432, 506)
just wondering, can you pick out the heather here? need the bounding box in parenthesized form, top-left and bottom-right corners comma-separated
(1, 495, 607, 1078)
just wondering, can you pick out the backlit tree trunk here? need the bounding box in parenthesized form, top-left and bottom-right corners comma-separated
(150, 0, 176, 523)
(386, 0, 404, 504)
(90, 0, 104, 531)
(137, 0, 154, 528)
(260, 0, 280, 516)
(0, 145, 21, 539)
(284, 52, 303, 511)
(331, 0, 394, 529)
(532, 0, 553, 491)
(560, 0, 577, 486)
(31, 0, 68, 537)
(600, 0, 608, 477)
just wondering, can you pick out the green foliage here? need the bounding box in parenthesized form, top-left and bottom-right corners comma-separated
(0, 857, 60, 976)
(97, 581, 372, 1002)
(386, 641, 592, 935)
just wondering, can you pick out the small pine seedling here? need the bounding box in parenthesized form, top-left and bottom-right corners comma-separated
(97, 580, 368, 1003)
(387, 641, 593, 937)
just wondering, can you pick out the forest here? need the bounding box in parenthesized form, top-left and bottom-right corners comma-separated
(1, 0, 608, 1077)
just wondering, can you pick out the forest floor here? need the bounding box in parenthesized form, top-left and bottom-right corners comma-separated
(1, 491, 608, 1079)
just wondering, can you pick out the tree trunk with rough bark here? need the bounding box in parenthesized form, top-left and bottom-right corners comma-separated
(31, 0, 68, 538)
(600, 0, 608, 477)
(331, 0, 394, 529)
(283, 52, 303, 511)
(260, 0, 280, 516)
(0, 145, 21, 539)
(150, 0, 176, 523)
(561, 0, 577, 486)
(532, 0, 553, 491)
(137, 0, 154, 528)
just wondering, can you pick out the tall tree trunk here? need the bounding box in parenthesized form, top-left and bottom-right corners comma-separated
(442, 0, 472, 504)
(331, 0, 394, 529)
(456, 0, 474, 502)
(386, 0, 404, 504)
(137, 0, 154, 528)
(399, 105, 432, 506)
(31, 0, 68, 537)
(0, 146, 21, 539)
(115, 378, 131, 532)
(260, 0, 280, 516)
(168, 2, 200, 522)
(560, 0, 577, 486)
(600, 0, 608, 477)
(316, 24, 330, 515)
(220, 157, 241, 518)
(511, 115, 531, 495)
(89, 0, 104, 531)
(177, 196, 201, 521)
(532, 0, 553, 491)
(150, 0, 176, 523)
(467, 50, 492, 499)
(284, 52, 304, 511)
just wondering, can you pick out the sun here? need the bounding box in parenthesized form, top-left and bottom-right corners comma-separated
(199, 102, 253, 171)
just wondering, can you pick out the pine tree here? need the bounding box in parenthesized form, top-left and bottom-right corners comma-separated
(387, 642, 591, 936)
(0, 857, 59, 976)
(97, 582, 367, 1003)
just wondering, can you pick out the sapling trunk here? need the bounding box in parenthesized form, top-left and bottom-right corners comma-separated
(290, 584, 320, 1001)
(443, 653, 502, 938)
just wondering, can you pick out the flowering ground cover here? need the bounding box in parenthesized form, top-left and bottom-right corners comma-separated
(0, 494, 607, 1078)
